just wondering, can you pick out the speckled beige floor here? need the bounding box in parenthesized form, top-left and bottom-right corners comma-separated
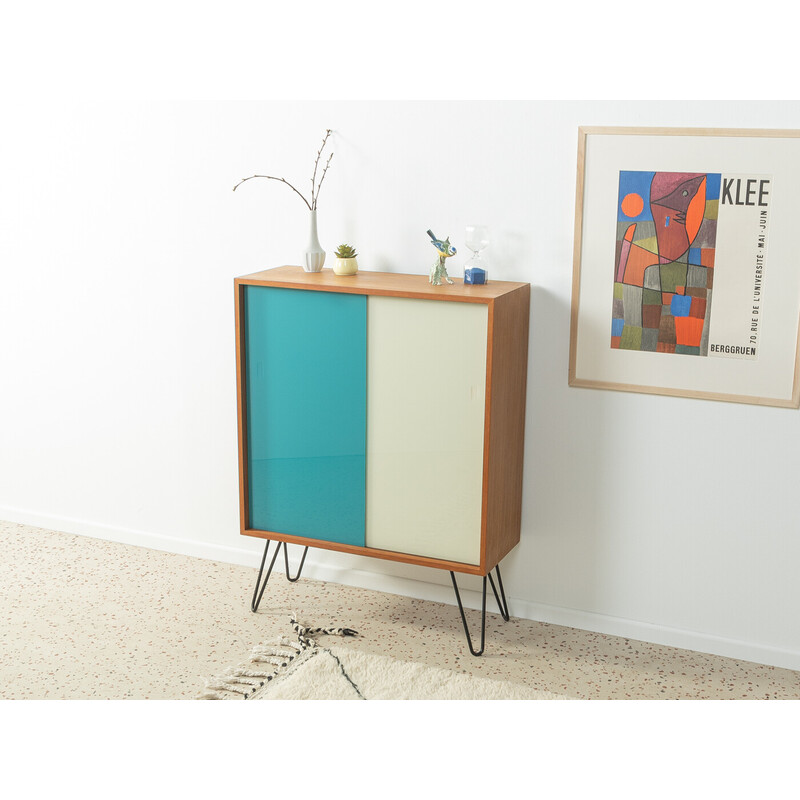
(2, 519, 799, 700)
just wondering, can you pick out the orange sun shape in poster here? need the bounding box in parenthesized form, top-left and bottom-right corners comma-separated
(621, 192, 644, 218)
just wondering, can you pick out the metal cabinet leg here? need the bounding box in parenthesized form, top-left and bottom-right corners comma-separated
(251, 540, 310, 612)
(251, 540, 282, 612)
(449, 565, 510, 656)
(488, 565, 510, 621)
(450, 572, 487, 656)
(284, 543, 309, 583)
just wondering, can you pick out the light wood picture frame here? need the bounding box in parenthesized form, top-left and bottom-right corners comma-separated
(569, 126, 800, 408)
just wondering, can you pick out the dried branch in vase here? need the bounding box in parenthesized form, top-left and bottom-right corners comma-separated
(233, 129, 334, 211)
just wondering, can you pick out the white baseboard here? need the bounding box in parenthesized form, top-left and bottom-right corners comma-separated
(302, 561, 800, 672)
(3, 505, 799, 672)
(0, 505, 266, 566)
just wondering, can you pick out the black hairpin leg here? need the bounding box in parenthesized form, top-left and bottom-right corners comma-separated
(488, 565, 510, 621)
(450, 565, 510, 656)
(251, 540, 310, 612)
(251, 540, 282, 612)
(284, 543, 309, 582)
(450, 572, 487, 656)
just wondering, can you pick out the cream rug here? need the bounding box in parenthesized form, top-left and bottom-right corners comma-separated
(198, 617, 569, 700)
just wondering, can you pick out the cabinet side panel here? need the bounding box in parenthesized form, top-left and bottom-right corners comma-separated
(244, 286, 366, 546)
(366, 296, 487, 565)
(484, 285, 530, 569)
(235, 283, 249, 532)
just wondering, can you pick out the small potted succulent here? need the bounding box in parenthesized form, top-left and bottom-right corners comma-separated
(333, 243, 359, 276)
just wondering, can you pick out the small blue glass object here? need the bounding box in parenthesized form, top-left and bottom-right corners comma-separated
(464, 267, 487, 285)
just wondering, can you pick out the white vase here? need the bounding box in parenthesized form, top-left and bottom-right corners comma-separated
(304, 209, 325, 272)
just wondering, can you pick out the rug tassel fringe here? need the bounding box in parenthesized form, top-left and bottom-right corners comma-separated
(196, 615, 358, 700)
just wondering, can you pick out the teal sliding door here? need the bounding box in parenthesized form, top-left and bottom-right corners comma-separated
(244, 286, 366, 546)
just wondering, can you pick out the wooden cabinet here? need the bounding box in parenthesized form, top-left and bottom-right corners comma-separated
(235, 267, 530, 579)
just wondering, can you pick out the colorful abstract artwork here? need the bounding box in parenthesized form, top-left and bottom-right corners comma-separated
(570, 128, 800, 406)
(612, 171, 720, 356)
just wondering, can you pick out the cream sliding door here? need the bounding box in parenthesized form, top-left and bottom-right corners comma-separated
(366, 296, 488, 564)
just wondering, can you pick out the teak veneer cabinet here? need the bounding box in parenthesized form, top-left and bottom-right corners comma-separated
(234, 266, 530, 654)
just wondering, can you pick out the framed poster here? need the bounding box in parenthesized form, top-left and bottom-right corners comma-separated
(569, 126, 800, 407)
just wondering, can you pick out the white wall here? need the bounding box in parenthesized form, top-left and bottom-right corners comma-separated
(3, 100, 800, 670)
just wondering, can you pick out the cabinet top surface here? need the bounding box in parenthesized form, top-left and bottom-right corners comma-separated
(235, 266, 529, 302)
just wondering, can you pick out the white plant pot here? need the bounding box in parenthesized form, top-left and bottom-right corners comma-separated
(303, 209, 325, 272)
(333, 256, 358, 276)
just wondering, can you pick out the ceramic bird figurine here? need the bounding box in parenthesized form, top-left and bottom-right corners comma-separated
(427, 229, 456, 285)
